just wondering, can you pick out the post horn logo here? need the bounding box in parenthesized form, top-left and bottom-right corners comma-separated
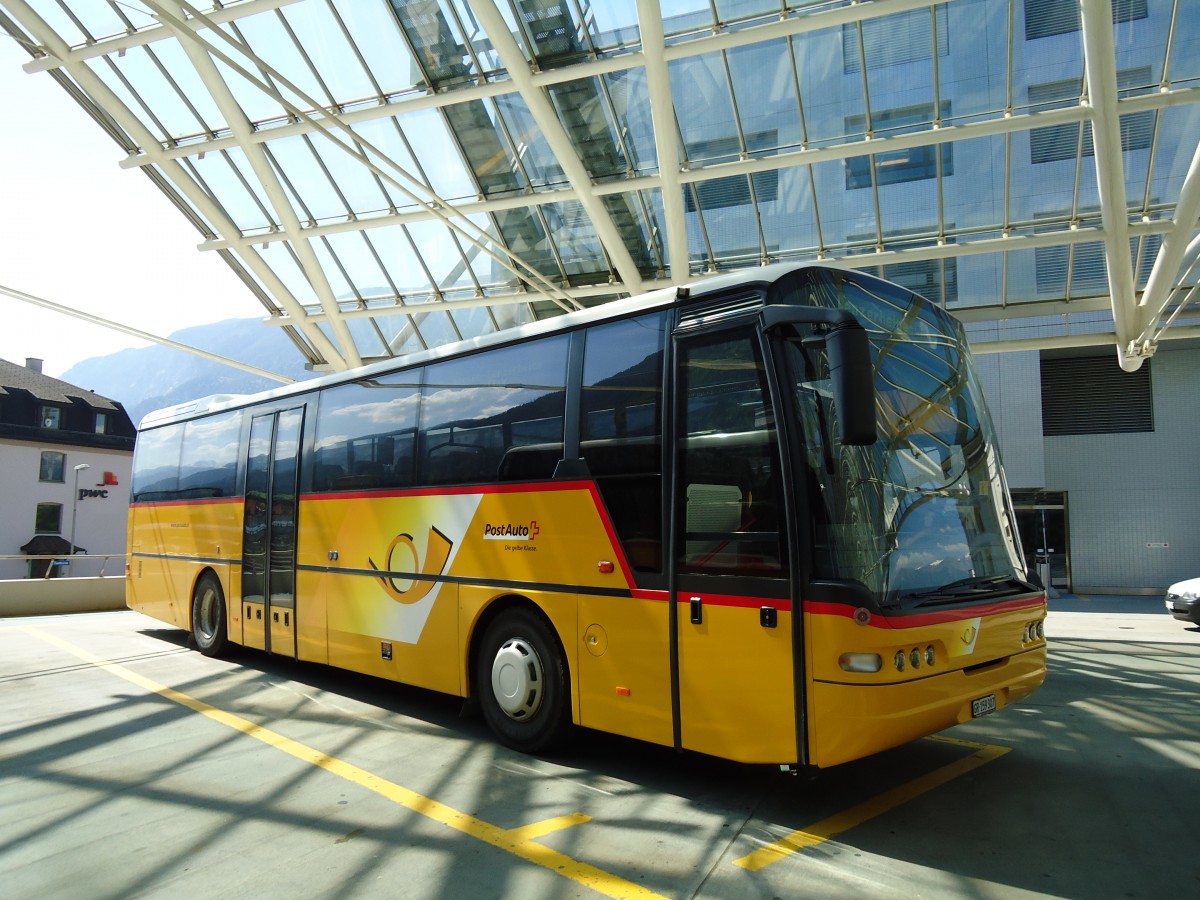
(960, 624, 978, 646)
(368, 526, 453, 604)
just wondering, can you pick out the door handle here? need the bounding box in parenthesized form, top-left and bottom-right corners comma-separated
(690, 596, 703, 625)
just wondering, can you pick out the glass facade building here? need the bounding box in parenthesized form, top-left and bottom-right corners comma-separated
(1, 0, 1196, 375)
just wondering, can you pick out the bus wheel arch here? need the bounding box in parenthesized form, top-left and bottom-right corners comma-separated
(471, 597, 573, 754)
(191, 569, 229, 658)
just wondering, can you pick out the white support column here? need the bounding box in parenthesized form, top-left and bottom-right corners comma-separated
(1135, 139, 1200, 344)
(153, 0, 363, 369)
(2, 0, 349, 369)
(636, 0, 690, 281)
(1079, 0, 1140, 370)
(470, 0, 645, 293)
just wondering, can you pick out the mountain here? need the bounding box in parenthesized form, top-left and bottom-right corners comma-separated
(61, 318, 317, 427)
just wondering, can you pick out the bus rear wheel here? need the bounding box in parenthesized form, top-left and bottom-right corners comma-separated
(476, 608, 572, 754)
(192, 573, 228, 658)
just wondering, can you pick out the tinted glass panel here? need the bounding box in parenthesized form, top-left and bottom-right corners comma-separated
(678, 329, 785, 576)
(131, 424, 185, 502)
(178, 412, 242, 499)
(419, 335, 569, 486)
(313, 372, 422, 491)
(242, 416, 272, 605)
(580, 312, 668, 573)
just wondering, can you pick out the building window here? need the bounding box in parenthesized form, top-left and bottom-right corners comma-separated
(40, 406, 62, 429)
(1029, 68, 1154, 164)
(1035, 228, 1159, 297)
(843, 4, 949, 73)
(845, 102, 953, 189)
(1041, 356, 1153, 435)
(39, 451, 65, 483)
(1024, 0, 1147, 41)
(683, 131, 778, 213)
(35, 503, 63, 535)
(95, 412, 108, 434)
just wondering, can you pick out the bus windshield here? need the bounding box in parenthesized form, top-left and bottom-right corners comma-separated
(784, 270, 1028, 610)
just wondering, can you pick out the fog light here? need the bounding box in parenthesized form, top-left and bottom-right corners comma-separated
(839, 652, 883, 673)
(894, 650, 906, 672)
(925, 646, 935, 666)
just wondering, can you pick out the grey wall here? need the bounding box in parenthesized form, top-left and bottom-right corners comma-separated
(978, 344, 1199, 593)
(1041, 346, 1200, 593)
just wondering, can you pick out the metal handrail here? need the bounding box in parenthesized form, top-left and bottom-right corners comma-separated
(0, 553, 123, 578)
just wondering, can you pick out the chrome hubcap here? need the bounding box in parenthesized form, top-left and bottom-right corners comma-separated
(490, 637, 544, 721)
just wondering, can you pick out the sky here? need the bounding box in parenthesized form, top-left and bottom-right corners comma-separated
(0, 37, 262, 378)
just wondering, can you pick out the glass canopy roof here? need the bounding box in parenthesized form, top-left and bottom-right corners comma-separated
(1, 0, 1197, 374)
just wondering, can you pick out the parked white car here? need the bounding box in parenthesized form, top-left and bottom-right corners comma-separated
(1165, 577, 1200, 625)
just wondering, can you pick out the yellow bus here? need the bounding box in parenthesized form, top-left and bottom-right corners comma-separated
(127, 263, 1046, 768)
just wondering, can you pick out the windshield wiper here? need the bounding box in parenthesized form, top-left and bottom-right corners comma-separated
(897, 575, 1033, 608)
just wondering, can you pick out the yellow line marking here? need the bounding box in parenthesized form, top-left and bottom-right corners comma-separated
(733, 736, 1011, 872)
(506, 812, 592, 842)
(23, 627, 663, 900)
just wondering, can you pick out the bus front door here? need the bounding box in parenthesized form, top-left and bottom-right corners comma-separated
(672, 326, 799, 764)
(241, 408, 303, 657)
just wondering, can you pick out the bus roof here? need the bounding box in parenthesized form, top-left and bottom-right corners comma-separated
(134, 262, 854, 430)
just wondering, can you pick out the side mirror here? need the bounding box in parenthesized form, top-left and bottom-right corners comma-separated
(760, 305, 877, 446)
(824, 321, 877, 446)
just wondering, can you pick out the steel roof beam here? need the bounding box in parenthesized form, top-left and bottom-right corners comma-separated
(0, 283, 294, 383)
(1080, 0, 1140, 371)
(0, 0, 348, 369)
(157, 0, 579, 313)
(467, 0, 644, 293)
(1135, 139, 1200, 345)
(20, 0, 300, 71)
(971, 325, 1200, 355)
(267, 220, 1168, 327)
(636, 0, 689, 281)
(153, 0, 362, 368)
(192, 97, 1198, 253)
(108, 0, 947, 168)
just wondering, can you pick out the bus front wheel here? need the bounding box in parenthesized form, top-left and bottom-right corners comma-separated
(476, 608, 572, 754)
(192, 573, 228, 658)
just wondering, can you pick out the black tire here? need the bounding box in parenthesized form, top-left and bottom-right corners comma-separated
(192, 572, 228, 658)
(475, 607, 573, 754)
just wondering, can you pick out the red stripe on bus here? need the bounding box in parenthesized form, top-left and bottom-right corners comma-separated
(678, 592, 791, 611)
(803, 595, 1046, 627)
(302, 480, 596, 502)
(130, 497, 242, 508)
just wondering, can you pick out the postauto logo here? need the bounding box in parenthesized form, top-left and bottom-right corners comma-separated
(482, 520, 540, 541)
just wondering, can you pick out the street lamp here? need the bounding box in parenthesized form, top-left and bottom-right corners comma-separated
(69, 463, 90, 567)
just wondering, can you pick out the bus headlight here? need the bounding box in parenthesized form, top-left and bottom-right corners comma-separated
(839, 652, 882, 673)
(894, 650, 906, 672)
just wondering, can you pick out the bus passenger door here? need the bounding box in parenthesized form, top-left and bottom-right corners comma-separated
(241, 408, 303, 658)
(671, 326, 799, 764)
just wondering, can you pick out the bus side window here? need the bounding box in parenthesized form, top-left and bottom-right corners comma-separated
(678, 330, 785, 576)
(580, 312, 668, 573)
(418, 335, 568, 486)
(312, 376, 421, 492)
(130, 423, 185, 502)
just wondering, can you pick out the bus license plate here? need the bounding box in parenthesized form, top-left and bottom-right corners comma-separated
(971, 694, 997, 718)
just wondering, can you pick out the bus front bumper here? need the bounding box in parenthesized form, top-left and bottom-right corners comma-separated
(808, 645, 1046, 769)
